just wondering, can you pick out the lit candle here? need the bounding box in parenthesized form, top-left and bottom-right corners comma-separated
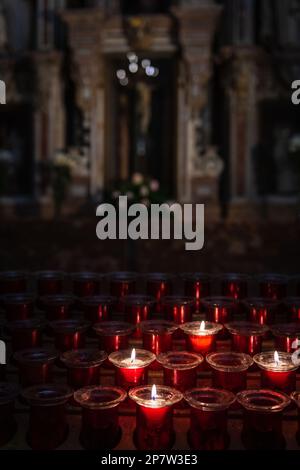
(237, 389, 290, 450)
(271, 323, 300, 353)
(74, 385, 127, 450)
(225, 321, 268, 356)
(206, 352, 253, 393)
(22, 384, 72, 450)
(253, 351, 298, 393)
(244, 297, 278, 326)
(157, 351, 203, 393)
(109, 348, 155, 391)
(0, 383, 19, 447)
(182, 273, 211, 314)
(93, 321, 135, 355)
(184, 387, 235, 450)
(180, 320, 223, 356)
(129, 384, 182, 450)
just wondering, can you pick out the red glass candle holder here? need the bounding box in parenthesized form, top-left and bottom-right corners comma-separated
(129, 384, 182, 450)
(225, 321, 268, 356)
(182, 273, 212, 314)
(184, 387, 236, 450)
(271, 323, 300, 353)
(14, 348, 57, 387)
(61, 349, 107, 391)
(8, 319, 45, 353)
(283, 297, 300, 322)
(41, 294, 75, 321)
(141, 320, 178, 360)
(291, 391, 300, 446)
(257, 274, 288, 301)
(202, 297, 236, 338)
(145, 273, 174, 313)
(80, 295, 116, 324)
(93, 321, 135, 354)
(0, 271, 27, 295)
(22, 384, 72, 450)
(161, 296, 196, 328)
(74, 385, 127, 450)
(71, 272, 102, 298)
(253, 351, 298, 393)
(237, 389, 290, 450)
(3, 293, 35, 322)
(220, 273, 250, 300)
(0, 382, 19, 447)
(121, 295, 156, 337)
(180, 321, 223, 356)
(109, 348, 155, 391)
(49, 319, 90, 352)
(206, 352, 253, 393)
(244, 297, 278, 326)
(157, 351, 203, 393)
(109, 272, 137, 301)
(36, 271, 65, 297)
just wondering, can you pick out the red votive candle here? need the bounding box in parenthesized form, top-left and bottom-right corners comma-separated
(161, 296, 196, 330)
(291, 391, 300, 446)
(93, 321, 135, 354)
(244, 297, 278, 326)
(202, 297, 236, 338)
(220, 273, 250, 300)
(22, 384, 72, 450)
(121, 295, 156, 337)
(237, 389, 290, 450)
(0, 271, 27, 295)
(258, 274, 288, 301)
(283, 297, 300, 322)
(253, 351, 298, 393)
(206, 352, 253, 393)
(71, 272, 102, 298)
(0, 383, 19, 447)
(180, 321, 223, 356)
(225, 321, 268, 355)
(49, 319, 90, 352)
(109, 348, 155, 391)
(61, 349, 107, 391)
(3, 294, 35, 322)
(184, 387, 235, 450)
(9, 319, 45, 353)
(14, 348, 57, 387)
(129, 384, 182, 450)
(145, 273, 174, 313)
(141, 320, 178, 359)
(41, 294, 75, 321)
(35, 271, 64, 297)
(157, 351, 203, 393)
(182, 273, 212, 314)
(109, 272, 137, 303)
(74, 385, 127, 450)
(80, 295, 116, 324)
(271, 323, 300, 353)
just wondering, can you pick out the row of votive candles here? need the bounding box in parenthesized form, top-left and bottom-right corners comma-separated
(1, 381, 300, 451)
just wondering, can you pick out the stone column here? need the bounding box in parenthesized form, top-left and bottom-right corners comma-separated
(172, 2, 223, 204)
(62, 9, 105, 198)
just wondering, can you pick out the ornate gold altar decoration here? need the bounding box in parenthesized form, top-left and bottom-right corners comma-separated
(124, 17, 153, 50)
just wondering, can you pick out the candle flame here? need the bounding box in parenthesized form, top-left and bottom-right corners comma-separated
(200, 321, 206, 332)
(274, 351, 280, 366)
(151, 384, 157, 400)
(130, 348, 136, 364)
